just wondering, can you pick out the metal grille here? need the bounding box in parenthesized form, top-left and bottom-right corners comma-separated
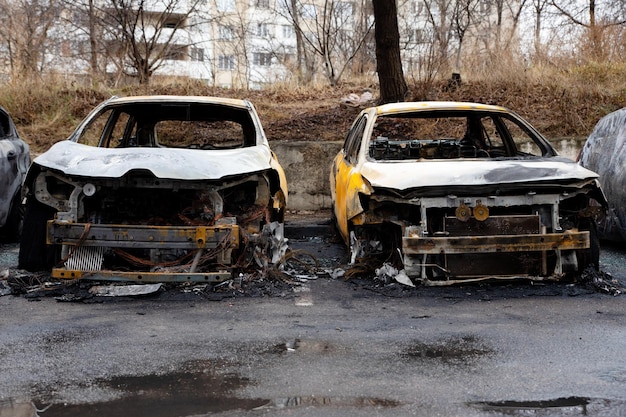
(65, 246, 105, 271)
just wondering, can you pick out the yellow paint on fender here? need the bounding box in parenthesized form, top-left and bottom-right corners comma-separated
(330, 153, 372, 243)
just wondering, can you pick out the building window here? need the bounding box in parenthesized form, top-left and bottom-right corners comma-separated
(164, 45, 187, 60)
(302, 4, 316, 19)
(282, 24, 295, 38)
(217, 0, 235, 12)
(253, 52, 272, 66)
(277, 0, 292, 13)
(480, 0, 492, 14)
(336, 1, 354, 20)
(191, 47, 204, 61)
(256, 0, 270, 8)
(218, 25, 234, 40)
(410, 1, 423, 15)
(61, 40, 71, 57)
(218, 55, 235, 70)
(256, 23, 270, 37)
(163, 15, 185, 29)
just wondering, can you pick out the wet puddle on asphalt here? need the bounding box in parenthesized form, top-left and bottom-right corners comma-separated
(469, 397, 626, 415)
(32, 369, 266, 417)
(403, 335, 493, 363)
(3, 358, 399, 417)
(471, 396, 590, 413)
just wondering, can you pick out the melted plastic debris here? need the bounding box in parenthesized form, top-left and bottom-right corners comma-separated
(578, 267, 624, 296)
(89, 283, 163, 297)
(375, 263, 415, 287)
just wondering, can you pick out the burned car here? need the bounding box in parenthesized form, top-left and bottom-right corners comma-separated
(19, 96, 287, 282)
(330, 102, 606, 285)
(578, 107, 626, 242)
(0, 105, 30, 241)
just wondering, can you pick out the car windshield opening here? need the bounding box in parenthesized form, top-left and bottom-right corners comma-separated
(91, 102, 257, 149)
(369, 111, 515, 160)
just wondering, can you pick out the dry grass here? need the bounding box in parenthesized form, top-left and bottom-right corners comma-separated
(2, 64, 625, 153)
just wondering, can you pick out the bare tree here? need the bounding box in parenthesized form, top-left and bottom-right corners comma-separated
(87, 0, 99, 75)
(57, 0, 108, 81)
(372, 0, 407, 103)
(0, 0, 57, 79)
(551, 0, 626, 59)
(423, 0, 454, 71)
(531, 0, 550, 57)
(350, 0, 376, 76)
(289, 0, 309, 81)
(491, 0, 527, 51)
(103, 0, 204, 84)
(210, 2, 295, 89)
(451, 0, 479, 77)
(279, 0, 374, 86)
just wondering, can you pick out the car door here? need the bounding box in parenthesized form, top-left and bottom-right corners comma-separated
(331, 114, 368, 242)
(0, 107, 29, 228)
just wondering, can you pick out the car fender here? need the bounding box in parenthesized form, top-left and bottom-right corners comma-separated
(270, 151, 288, 207)
(331, 153, 372, 242)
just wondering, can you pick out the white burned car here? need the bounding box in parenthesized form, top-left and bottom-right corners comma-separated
(330, 102, 606, 285)
(19, 96, 287, 282)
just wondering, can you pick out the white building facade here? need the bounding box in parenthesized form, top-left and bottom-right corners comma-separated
(0, 0, 520, 87)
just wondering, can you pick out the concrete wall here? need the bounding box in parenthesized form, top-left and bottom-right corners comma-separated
(271, 141, 342, 211)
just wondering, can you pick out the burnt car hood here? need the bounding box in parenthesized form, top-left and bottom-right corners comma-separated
(34, 140, 275, 180)
(360, 157, 600, 193)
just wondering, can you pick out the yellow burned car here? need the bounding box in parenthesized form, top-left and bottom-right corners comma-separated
(19, 96, 287, 282)
(330, 102, 606, 285)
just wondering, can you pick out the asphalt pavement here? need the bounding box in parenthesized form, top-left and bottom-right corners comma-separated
(1, 215, 625, 417)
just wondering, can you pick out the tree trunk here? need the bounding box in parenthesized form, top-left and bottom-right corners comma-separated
(372, 0, 407, 104)
(290, 0, 305, 81)
(88, 0, 99, 80)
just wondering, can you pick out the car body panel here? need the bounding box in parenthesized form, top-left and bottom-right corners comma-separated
(358, 158, 599, 191)
(0, 105, 30, 235)
(19, 96, 287, 281)
(34, 140, 276, 181)
(330, 101, 605, 285)
(329, 152, 372, 240)
(579, 107, 626, 242)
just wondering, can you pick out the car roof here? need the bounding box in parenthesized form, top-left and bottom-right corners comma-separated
(102, 95, 252, 109)
(372, 101, 511, 115)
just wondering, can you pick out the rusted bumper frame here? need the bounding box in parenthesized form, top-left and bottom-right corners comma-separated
(402, 230, 590, 280)
(47, 221, 240, 283)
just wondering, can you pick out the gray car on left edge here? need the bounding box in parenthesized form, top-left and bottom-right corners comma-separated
(0, 105, 30, 241)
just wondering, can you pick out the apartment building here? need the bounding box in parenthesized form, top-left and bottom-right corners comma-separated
(0, 0, 519, 86)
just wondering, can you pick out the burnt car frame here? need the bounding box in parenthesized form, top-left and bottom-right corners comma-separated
(330, 101, 606, 285)
(578, 107, 626, 242)
(19, 96, 287, 282)
(0, 105, 30, 241)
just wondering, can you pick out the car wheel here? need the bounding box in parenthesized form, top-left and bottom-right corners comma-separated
(18, 198, 59, 271)
(576, 218, 600, 272)
(1, 191, 24, 242)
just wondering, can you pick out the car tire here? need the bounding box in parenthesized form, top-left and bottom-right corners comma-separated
(18, 198, 58, 271)
(1, 191, 24, 242)
(576, 218, 600, 272)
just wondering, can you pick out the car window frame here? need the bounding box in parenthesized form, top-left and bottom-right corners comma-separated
(343, 114, 368, 165)
(494, 113, 554, 157)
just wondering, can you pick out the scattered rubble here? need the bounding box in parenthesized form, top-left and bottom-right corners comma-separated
(89, 283, 163, 297)
(578, 267, 624, 296)
(375, 263, 415, 287)
(340, 90, 374, 107)
(3, 244, 324, 301)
